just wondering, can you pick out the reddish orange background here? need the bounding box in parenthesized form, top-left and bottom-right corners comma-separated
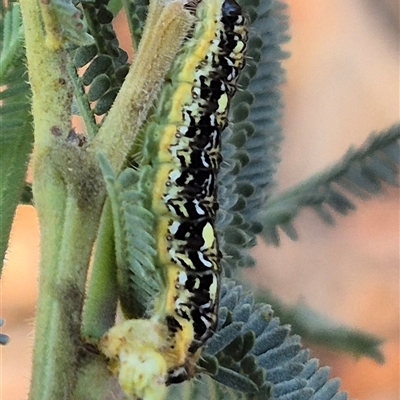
(1, 1, 399, 399)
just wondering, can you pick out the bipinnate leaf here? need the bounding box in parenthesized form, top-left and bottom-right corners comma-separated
(0, 3, 33, 275)
(262, 123, 400, 245)
(218, 0, 289, 273)
(123, 0, 149, 47)
(258, 291, 385, 363)
(166, 281, 348, 400)
(98, 155, 160, 319)
(77, 0, 129, 116)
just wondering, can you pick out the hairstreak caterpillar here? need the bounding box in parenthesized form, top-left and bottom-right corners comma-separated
(100, 0, 248, 396)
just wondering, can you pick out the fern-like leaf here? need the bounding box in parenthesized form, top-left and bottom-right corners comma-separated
(218, 0, 289, 273)
(262, 123, 400, 245)
(74, 0, 129, 116)
(257, 291, 384, 363)
(0, 2, 23, 81)
(124, 0, 149, 48)
(0, 3, 33, 274)
(98, 155, 161, 318)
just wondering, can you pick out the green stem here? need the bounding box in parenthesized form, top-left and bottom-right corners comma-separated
(82, 200, 118, 342)
(29, 196, 102, 400)
(19, 2, 103, 399)
(73, 354, 119, 400)
(19, 1, 194, 399)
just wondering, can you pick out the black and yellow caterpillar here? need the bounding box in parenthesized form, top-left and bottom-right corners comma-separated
(100, 0, 248, 398)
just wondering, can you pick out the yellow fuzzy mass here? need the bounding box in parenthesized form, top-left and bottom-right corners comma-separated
(99, 320, 168, 400)
(100, 318, 194, 400)
(166, 319, 194, 366)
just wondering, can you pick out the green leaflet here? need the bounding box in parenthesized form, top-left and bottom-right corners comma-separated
(74, 1, 129, 117)
(0, 3, 33, 275)
(46, 0, 94, 46)
(98, 154, 161, 318)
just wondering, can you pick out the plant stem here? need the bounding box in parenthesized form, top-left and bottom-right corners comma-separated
(19, 2, 103, 399)
(92, 0, 193, 174)
(82, 200, 118, 342)
(29, 199, 101, 400)
(19, 1, 195, 399)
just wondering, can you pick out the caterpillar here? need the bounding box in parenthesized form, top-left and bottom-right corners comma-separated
(100, 0, 248, 397)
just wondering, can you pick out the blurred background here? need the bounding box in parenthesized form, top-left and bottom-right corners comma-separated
(1, 1, 399, 399)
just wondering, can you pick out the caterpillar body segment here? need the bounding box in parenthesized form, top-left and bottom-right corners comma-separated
(100, 0, 248, 397)
(146, 0, 247, 381)
(145, 0, 247, 384)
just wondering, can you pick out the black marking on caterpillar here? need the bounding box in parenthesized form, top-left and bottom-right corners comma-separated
(138, 0, 248, 383)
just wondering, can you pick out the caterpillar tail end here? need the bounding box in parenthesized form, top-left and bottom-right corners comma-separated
(99, 320, 168, 400)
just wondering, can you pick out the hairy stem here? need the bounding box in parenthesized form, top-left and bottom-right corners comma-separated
(92, 0, 193, 174)
(19, 2, 100, 399)
(82, 201, 118, 342)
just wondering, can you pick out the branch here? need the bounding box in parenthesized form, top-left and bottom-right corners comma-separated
(91, 0, 193, 174)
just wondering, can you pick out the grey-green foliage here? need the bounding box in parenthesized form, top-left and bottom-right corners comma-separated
(124, 0, 149, 48)
(166, 281, 348, 400)
(218, 0, 289, 274)
(262, 124, 400, 245)
(74, 0, 130, 116)
(0, 319, 9, 345)
(0, 2, 33, 275)
(257, 291, 384, 363)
